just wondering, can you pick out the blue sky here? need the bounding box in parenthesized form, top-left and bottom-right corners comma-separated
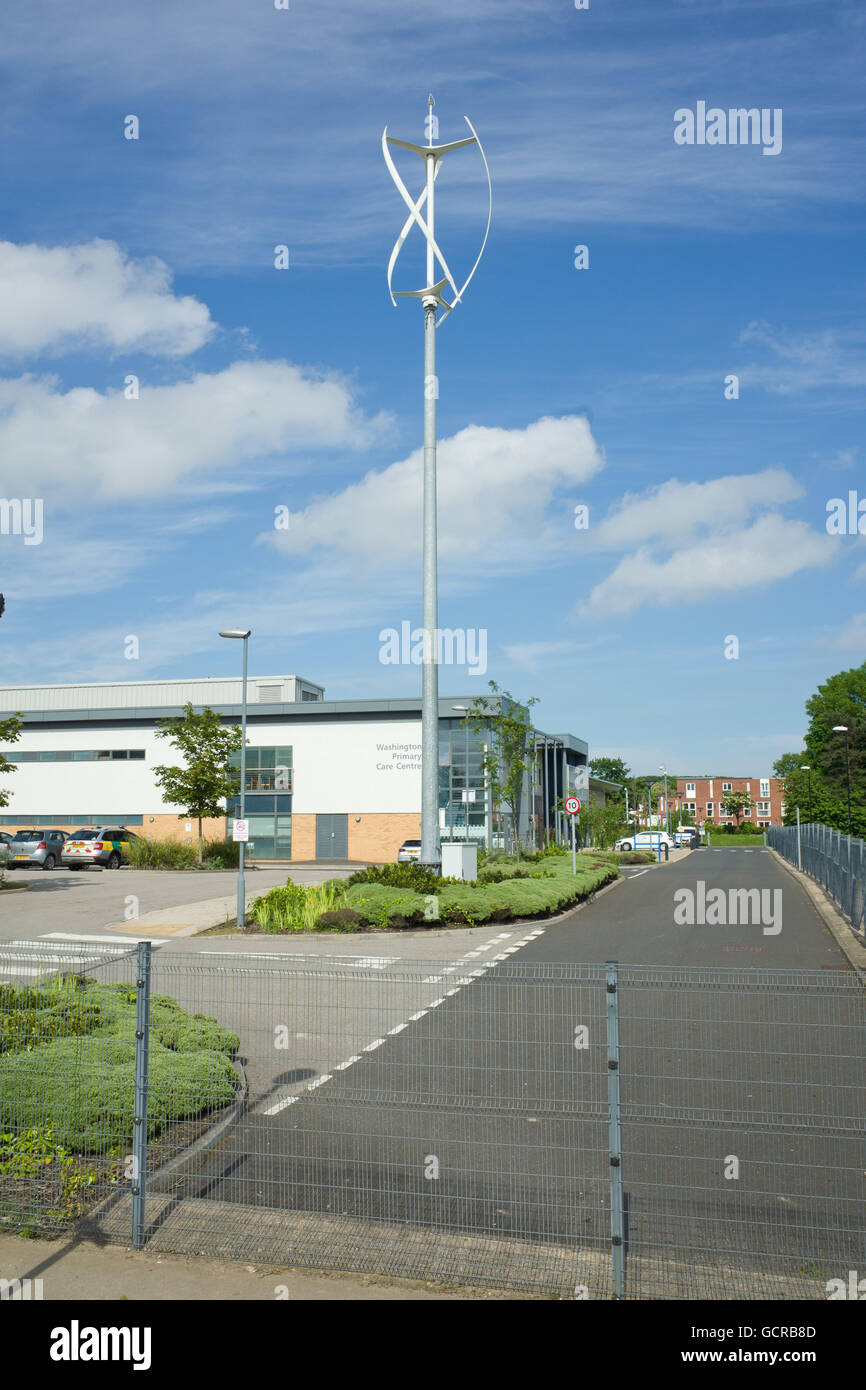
(2, 0, 866, 773)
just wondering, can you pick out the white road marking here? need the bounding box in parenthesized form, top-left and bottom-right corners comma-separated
(264, 924, 547, 1119)
(40, 932, 163, 945)
(629, 869, 650, 879)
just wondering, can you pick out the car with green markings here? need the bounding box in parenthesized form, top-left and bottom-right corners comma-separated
(61, 827, 141, 870)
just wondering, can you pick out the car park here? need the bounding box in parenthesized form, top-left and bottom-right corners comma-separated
(614, 829, 675, 852)
(6, 828, 67, 870)
(397, 839, 421, 862)
(61, 827, 140, 870)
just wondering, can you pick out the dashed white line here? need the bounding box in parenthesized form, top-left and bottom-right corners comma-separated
(264, 923, 546, 1118)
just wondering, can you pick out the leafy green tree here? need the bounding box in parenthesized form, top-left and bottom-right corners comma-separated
(588, 756, 630, 799)
(720, 789, 753, 827)
(153, 704, 244, 864)
(462, 681, 538, 863)
(0, 714, 23, 808)
(773, 660, 866, 835)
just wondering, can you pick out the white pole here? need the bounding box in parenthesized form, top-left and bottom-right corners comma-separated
(796, 805, 801, 870)
(571, 813, 576, 875)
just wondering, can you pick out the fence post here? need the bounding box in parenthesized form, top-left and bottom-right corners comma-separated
(605, 960, 625, 1300)
(131, 940, 151, 1251)
(796, 807, 801, 870)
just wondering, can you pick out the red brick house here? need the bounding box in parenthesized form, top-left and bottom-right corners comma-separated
(667, 776, 785, 829)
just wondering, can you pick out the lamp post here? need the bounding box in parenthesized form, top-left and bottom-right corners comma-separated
(659, 764, 669, 836)
(452, 705, 471, 842)
(220, 628, 250, 929)
(801, 764, 813, 824)
(832, 726, 852, 835)
(383, 99, 491, 870)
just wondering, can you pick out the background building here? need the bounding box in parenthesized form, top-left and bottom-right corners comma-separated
(668, 775, 785, 829)
(0, 678, 590, 861)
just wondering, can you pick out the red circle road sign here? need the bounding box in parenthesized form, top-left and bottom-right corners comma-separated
(564, 796, 581, 815)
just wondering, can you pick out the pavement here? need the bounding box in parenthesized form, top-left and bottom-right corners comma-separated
(0, 1233, 523, 1299)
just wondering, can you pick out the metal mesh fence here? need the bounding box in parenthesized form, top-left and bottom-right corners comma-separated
(2, 943, 863, 1298)
(0, 941, 140, 1235)
(768, 822, 866, 940)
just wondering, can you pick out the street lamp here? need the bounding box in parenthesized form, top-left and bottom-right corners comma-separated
(801, 764, 813, 824)
(832, 726, 852, 835)
(452, 706, 472, 843)
(383, 99, 491, 870)
(659, 764, 669, 836)
(220, 628, 251, 929)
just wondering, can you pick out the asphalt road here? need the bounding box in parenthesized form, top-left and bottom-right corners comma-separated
(153, 847, 865, 1297)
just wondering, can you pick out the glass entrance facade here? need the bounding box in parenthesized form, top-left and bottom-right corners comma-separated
(226, 746, 292, 859)
(438, 719, 488, 842)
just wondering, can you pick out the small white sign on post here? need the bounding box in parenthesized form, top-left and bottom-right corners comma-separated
(232, 819, 249, 843)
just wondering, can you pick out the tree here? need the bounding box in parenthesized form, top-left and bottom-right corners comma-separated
(773, 660, 866, 836)
(463, 681, 538, 863)
(153, 704, 244, 864)
(720, 789, 753, 827)
(0, 714, 23, 808)
(588, 756, 630, 799)
(558, 796, 626, 849)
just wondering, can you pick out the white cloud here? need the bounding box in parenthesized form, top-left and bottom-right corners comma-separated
(836, 613, 866, 650)
(272, 415, 602, 571)
(502, 639, 611, 670)
(738, 322, 866, 396)
(580, 515, 835, 618)
(0, 362, 390, 500)
(0, 240, 215, 357)
(590, 469, 802, 552)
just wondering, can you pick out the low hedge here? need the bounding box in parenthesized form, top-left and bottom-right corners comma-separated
(339, 853, 617, 929)
(0, 979, 239, 1152)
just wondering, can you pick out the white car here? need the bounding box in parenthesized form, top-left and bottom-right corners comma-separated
(615, 830, 675, 852)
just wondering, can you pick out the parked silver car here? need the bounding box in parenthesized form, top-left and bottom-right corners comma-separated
(7, 828, 67, 870)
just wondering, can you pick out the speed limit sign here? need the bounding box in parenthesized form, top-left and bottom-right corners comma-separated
(565, 796, 581, 815)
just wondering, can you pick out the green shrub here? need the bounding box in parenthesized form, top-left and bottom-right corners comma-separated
(201, 838, 240, 868)
(346, 862, 441, 894)
(0, 981, 239, 1153)
(248, 878, 347, 932)
(0, 981, 103, 1055)
(345, 884, 427, 928)
(128, 837, 198, 869)
(314, 908, 367, 932)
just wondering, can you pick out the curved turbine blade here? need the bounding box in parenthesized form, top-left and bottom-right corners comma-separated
(438, 115, 492, 328)
(382, 127, 460, 305)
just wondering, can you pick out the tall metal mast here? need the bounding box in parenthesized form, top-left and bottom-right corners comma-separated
(382, 97, 491, 869)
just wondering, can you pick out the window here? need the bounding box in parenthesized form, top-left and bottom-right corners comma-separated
(686, 783, 695, 796)
(743, 808, 751, 817)
(684, 802, 696, 813)
(760, 779, 770, 797)
(722, 782, 732, 792)
(756, 801, 770, 815)
(301, 690, 319, 701)
(706, 803, 713, 816)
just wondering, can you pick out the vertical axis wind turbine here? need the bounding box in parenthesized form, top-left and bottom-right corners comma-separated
(382, 95, 492, 868)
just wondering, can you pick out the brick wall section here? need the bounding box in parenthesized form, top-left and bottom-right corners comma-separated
(137, 813, 226, 842)
(669, 776, 785, 827)
(348, 813, 422, 862)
